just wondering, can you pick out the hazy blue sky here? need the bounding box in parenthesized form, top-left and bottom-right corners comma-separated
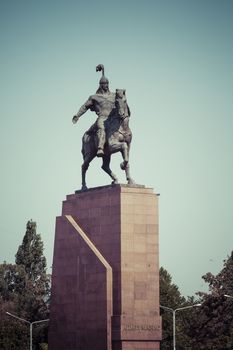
(1, 0, 233, 297)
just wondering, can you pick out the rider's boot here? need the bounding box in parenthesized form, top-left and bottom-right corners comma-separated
(97, 129, 105, 157)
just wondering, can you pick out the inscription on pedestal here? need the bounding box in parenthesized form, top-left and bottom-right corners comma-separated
(123, 324, 160, 332)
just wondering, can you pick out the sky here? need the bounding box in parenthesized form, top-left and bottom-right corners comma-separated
(0, 0, 233, 297)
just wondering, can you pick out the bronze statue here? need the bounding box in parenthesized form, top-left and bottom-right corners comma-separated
(72, 64, 134, 190)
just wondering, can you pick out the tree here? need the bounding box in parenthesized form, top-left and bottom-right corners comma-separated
(0, 220, 50, 350)
(160, 267, 191, 350)
(15, 220, 50, 321)
(185, 252, 233, 349)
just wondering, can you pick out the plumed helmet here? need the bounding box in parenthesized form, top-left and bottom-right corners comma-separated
(96, 64, 109, 84)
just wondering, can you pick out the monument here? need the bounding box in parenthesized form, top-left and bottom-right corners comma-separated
(48, 65, 162, 350)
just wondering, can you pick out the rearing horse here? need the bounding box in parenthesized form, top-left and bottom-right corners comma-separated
(81, 89, 134, 190)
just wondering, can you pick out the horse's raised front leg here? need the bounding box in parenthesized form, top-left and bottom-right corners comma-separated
(101, 155, 119, 184)
(81, 153, 95, 190)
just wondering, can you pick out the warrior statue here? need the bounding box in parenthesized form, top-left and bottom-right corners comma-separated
(72, 65, 116, 157)
(72, 64, 134, 190)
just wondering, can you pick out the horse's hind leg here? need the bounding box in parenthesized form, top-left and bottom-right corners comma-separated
(125, 163, 135, 185)
(120, 143, 135, 185)
(101, 155, 119, 184)
(81, 153, 94, 190)
(120, 142, 129, 170)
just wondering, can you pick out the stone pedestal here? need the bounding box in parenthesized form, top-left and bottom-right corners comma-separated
(49, 184, 161, 350)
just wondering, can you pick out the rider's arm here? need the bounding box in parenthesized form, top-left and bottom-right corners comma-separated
(72, 96, 93, 123)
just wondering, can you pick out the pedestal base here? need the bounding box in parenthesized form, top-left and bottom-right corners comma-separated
(49, 185, 161, 350)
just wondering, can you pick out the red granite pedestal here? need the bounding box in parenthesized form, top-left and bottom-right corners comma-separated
(49, 184, 161, 350)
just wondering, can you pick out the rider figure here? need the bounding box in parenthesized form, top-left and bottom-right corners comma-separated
(72, 65, 115, 157)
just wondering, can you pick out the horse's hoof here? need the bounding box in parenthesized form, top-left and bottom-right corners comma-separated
(127, 179, 135, 185)
(111, 180, 118, 185)
(81, 185, 88, 191)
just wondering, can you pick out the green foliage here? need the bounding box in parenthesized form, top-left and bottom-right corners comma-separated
(160, 267, 190, 350)
(202, 251, 233, 297)
(0, 317, 29, 350)
(15, 220, 50, 321)
(15, 221, 47, 281)
(186, 252, 233, 349)
(160, 267, 186, 308)
(0, 263, 26, 302)
(0, 220, 50, 350)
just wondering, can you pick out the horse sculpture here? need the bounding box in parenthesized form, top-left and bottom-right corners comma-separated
(81, 89, 134, 190)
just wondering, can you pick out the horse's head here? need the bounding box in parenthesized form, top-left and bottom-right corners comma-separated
(115, 89, 128, 118)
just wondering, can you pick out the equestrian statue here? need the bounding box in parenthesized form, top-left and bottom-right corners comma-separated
(72, 64, 134, 190)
